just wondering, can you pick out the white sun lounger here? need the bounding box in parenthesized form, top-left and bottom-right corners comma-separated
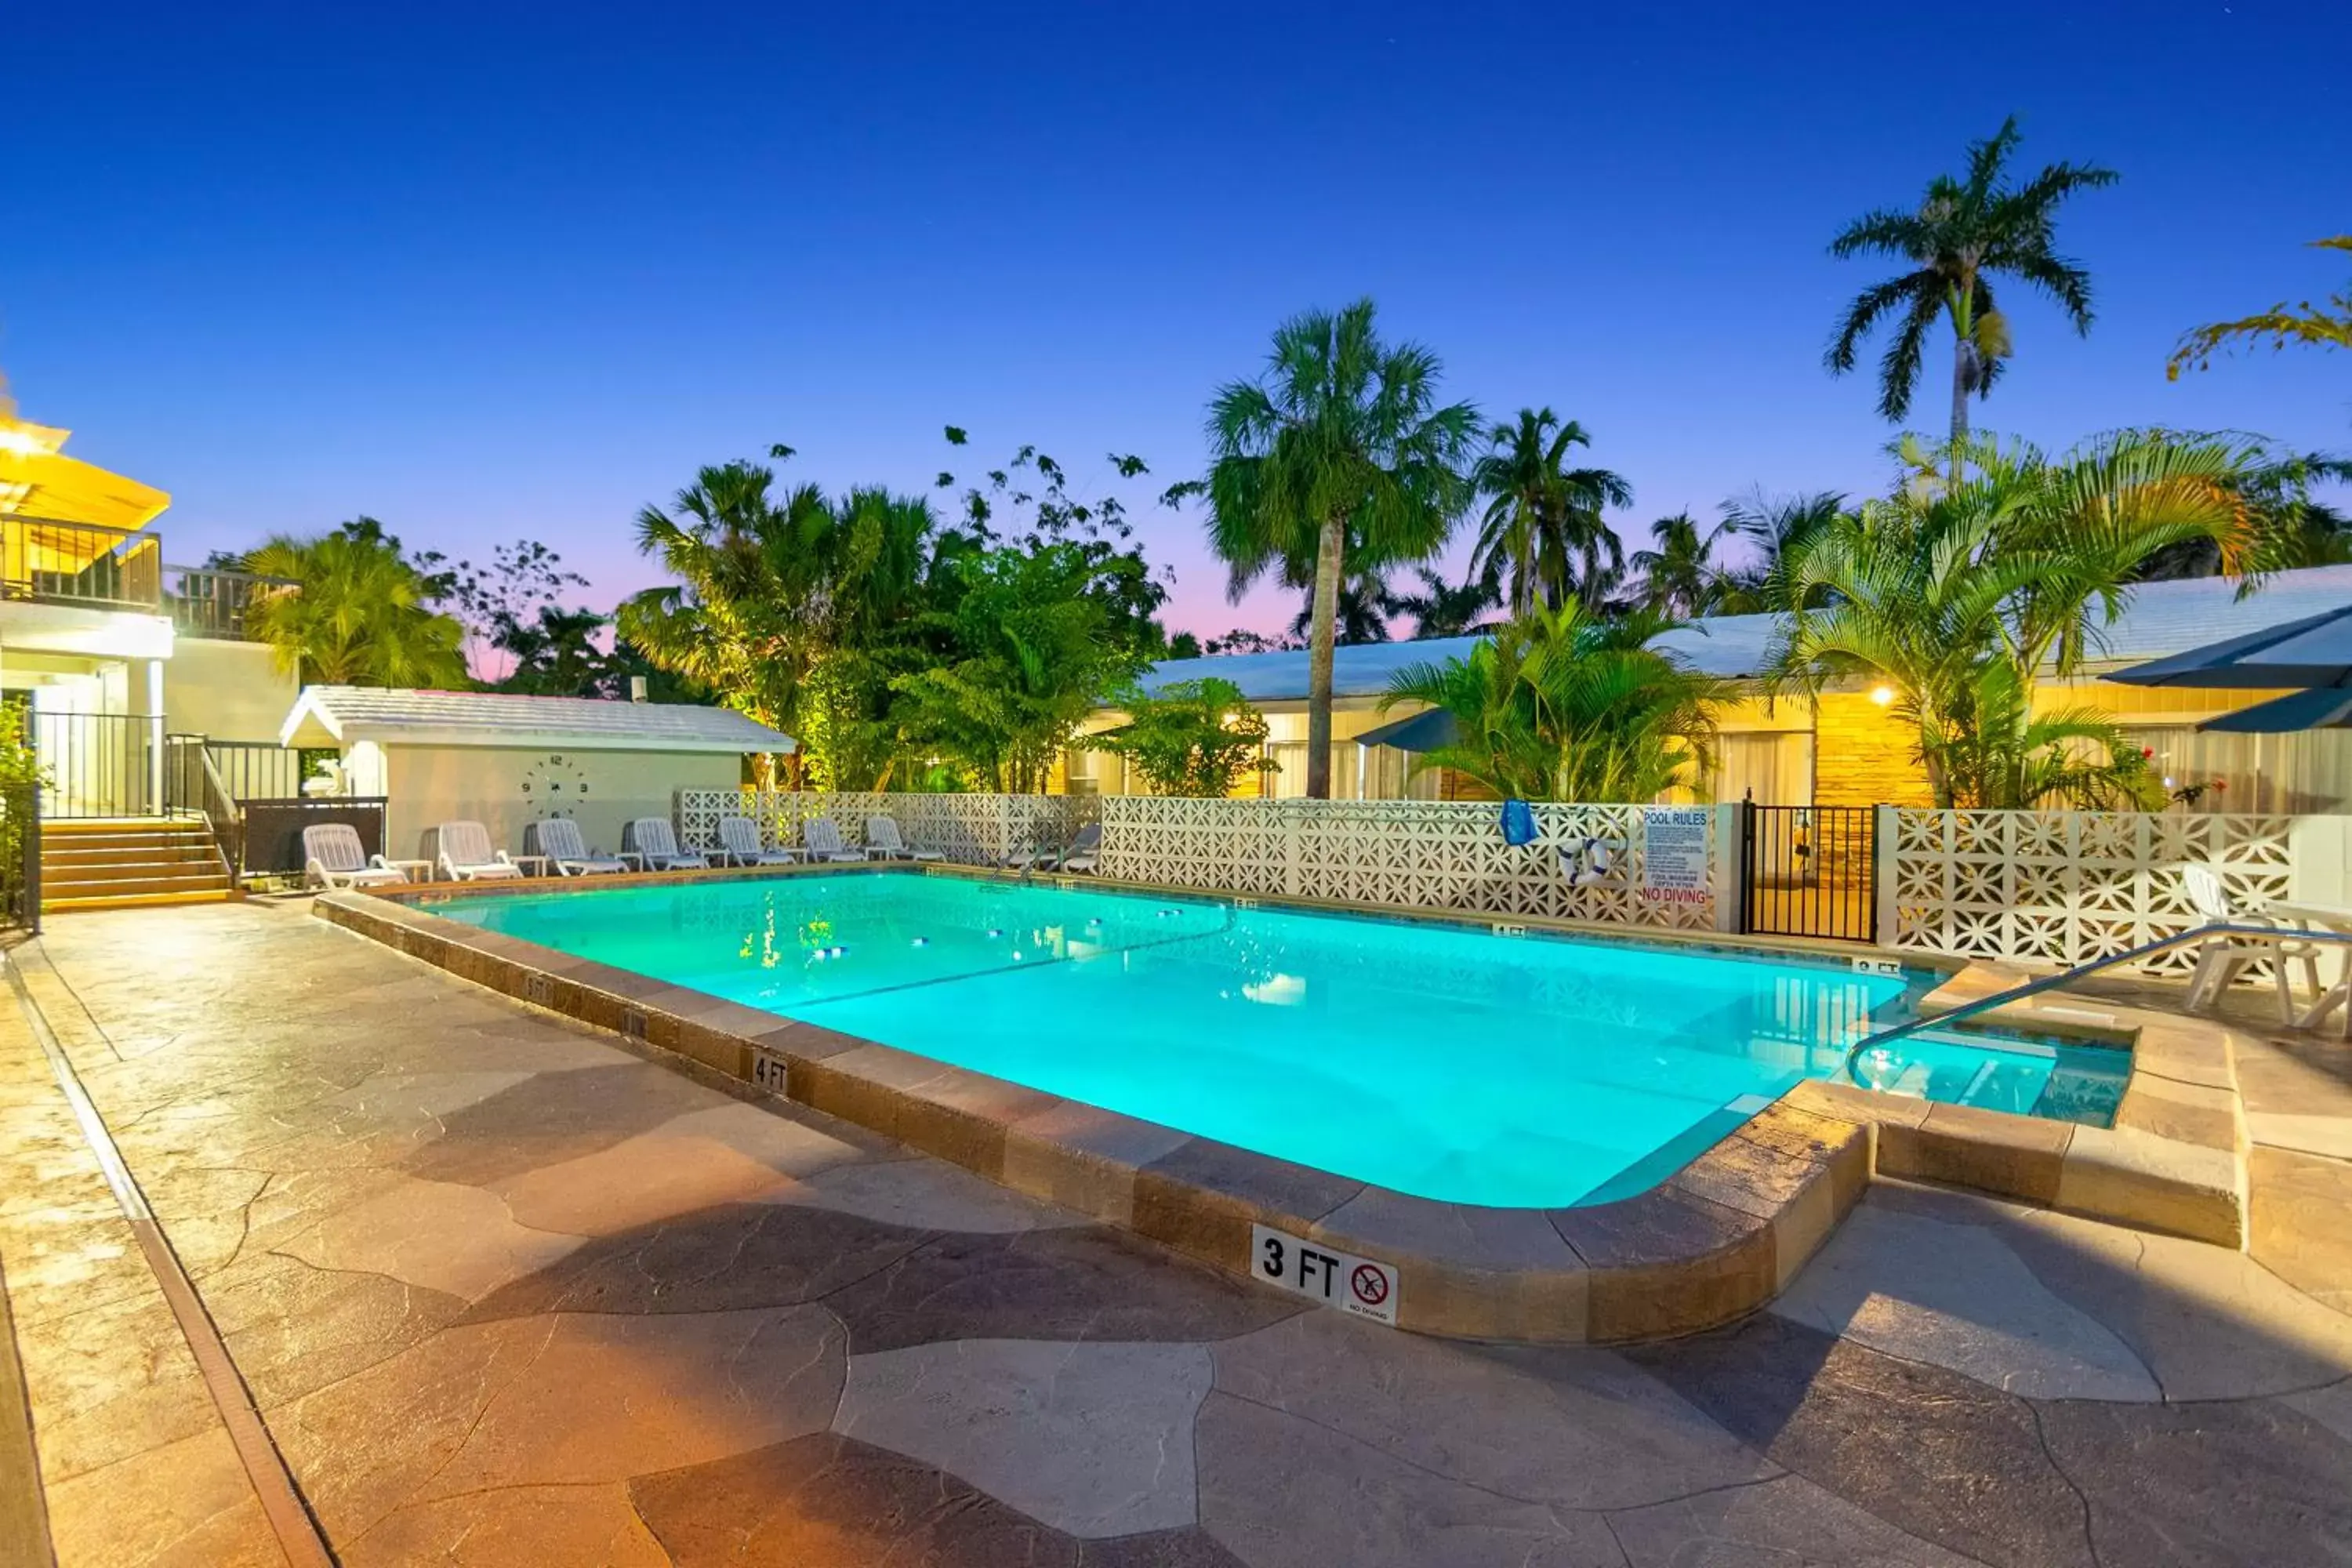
(717, 815, 801, 866)
(527, 817, 629, 877)
(303, 823, 406, 890)
(434, 820, 524, 881)
(621, 817, 709, 871)
(863, 815, 944, 862)
(799, 818, 867, 864)
(1054, 821, 1102, 874)
(621, 817, 710, 870)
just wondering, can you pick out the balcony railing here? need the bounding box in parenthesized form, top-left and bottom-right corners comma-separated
(0, 516, 162, 612)
(165, 565, 295, 641)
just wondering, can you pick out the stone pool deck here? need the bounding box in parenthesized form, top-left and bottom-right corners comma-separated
(1, 900, 2348, 1566)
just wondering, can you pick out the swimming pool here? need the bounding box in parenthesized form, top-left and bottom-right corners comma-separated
(436, 873, 2121, 1207)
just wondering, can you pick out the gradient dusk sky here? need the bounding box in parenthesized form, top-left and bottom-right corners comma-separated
(10, 1, 2348, 640)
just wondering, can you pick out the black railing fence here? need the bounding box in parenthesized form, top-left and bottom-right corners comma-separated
(31, 711, 162, 818)
(1, 517, 162, 611)
(1739, 803, 1879, 943)
(165, 565, 295, 641)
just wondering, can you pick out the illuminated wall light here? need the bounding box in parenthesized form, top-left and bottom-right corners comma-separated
(1868, 684, 1896, 707)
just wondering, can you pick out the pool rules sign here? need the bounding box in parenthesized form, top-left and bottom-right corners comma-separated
(1640, 807, 1710, 906)
(1250, 1224, 1400, 1327)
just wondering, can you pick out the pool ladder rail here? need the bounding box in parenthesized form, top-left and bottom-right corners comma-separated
(1840, 920, 2352, 1084)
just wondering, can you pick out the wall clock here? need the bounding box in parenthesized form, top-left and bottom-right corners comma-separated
(517, 752, 591, 816)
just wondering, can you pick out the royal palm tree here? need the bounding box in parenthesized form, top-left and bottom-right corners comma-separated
(1630, 512, 1739, 618)
(245, 521, 468, 688)
(1826, 117, 2118, 477)
(1467, 409, 1632, 618)
(1203, 300, 1478, 797)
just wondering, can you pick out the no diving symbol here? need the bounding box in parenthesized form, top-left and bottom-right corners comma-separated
(1350, 1264, 1390, 1308)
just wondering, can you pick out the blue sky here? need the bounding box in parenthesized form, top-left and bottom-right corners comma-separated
(9, 1, 2348, 637)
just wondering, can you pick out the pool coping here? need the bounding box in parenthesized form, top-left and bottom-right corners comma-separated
(312, 867, 2249, 1343)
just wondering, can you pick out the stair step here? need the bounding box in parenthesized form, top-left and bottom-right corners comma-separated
(45, 868, 231, 895)
(42, 844, 221, 866)
(43, 888, 241, 913)
(44, 865, 226, 885)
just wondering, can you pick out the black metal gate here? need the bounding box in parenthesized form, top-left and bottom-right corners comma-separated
(1740, 804, 1878, 942)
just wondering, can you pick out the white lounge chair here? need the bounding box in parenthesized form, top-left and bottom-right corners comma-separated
(303, 823, 406, 891)
(1051, 821, 1102, 873)
(799, 818, 867, 865)
(621, 817, 709, 871)
(527, 818, 628, 877)
(863, 815, 943, 862)
(434, 820, 524, 881)
(717, 815, 801, 866)
(2183, 865, 2320, 1022)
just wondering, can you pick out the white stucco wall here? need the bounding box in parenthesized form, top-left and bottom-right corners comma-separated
(379, 743, 745, 862)
(164, 640, 302, 742)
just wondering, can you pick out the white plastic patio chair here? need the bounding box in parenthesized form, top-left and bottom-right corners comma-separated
(303, 823, 406, 891)
(799, 817, 867, 865)
(717, 815, 801, 866)
(863, 815, 944, 862)
(434, 821, 524, 881)
(527, 818, 628, 877)
(621, 817, 709, 871)
(2183, 865, 2321, 1021)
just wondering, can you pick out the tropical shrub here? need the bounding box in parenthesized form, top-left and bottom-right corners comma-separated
(1385, 599, 1721, 803)
(1767, 430, 2259, 807)
(1087, 679, 1274, 797)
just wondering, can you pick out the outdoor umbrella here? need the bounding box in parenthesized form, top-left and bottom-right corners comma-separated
(1352, 707, 1459, 753)
(2103, 603, 2352, 690)
(2198, 688, 2352, 733)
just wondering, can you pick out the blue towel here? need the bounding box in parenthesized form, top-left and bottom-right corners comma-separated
(1500, 798, 1537, 847)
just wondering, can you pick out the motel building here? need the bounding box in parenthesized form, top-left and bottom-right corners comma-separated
(1067, 567, 2352, 816)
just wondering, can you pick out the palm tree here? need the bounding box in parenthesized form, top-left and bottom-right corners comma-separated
(1203, 300, 1478, 797)
(1389, 565, 1501, 638)
(619, 460, 938, 786)
(2169, 236, 2352, 383)
(1467, 409, 1632, 618)
(1709, 492, 1849, 613)
(1826, 117, 2118, 477)
(1629, 512, 1739, 618)
(1386, 599, 1719, 802)
(1287, 568, 1401, 646)
(244, 521, 468, 688)
(1929, 659, 2162, 811)
(1766, 430, 2257, 806)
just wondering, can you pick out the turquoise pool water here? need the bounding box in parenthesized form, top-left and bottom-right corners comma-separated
(436, 874, 2122, 1207)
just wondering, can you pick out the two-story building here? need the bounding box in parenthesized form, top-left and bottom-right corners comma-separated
(2, 405, 299, 909)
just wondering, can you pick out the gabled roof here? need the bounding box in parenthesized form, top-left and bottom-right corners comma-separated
(1135, 566, 2352, 703)
(281, 686, 797, 753)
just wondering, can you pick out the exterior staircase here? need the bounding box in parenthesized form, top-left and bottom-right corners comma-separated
(40, 817, 238, 913)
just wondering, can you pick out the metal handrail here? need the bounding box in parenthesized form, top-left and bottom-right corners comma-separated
(1844, 921, 2352, 1077)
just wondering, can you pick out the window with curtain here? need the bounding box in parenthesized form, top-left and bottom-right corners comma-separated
(2125, 724, 2352, 814)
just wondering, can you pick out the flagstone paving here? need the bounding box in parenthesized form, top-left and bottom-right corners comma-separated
(2, 900, 2348, 1566)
